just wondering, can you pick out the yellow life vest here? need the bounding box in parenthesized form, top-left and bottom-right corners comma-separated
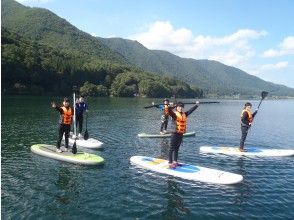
(241, 109, 253, 123)
(61, 107, 73, 125)
(175, 111, 187, 134)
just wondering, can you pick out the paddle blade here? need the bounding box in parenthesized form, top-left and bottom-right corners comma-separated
(84, 130, 89, 140)
(261, 91, 268, 99)
(72, 141, 77, 154)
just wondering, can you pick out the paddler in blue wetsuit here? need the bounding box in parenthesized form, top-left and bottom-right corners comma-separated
(239, 102, 258, 152)
(167, 101, 199, 168)
(75, 95, 88, 138)
(52, 98, 73, 153)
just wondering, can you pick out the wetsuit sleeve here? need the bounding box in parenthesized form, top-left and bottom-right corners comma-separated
(84, 103, 88, 111)
(159, 104, 164, 111)
(168, 106, 177, 120)
(185, 104, 199, 117)
(54, 106, 63, 114)
(252, 110, 258, 118)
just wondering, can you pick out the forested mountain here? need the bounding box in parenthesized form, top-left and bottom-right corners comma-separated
(1, 27, 201, 97)
(1, 0, 127, 64)
(99, 38, 294, 97)
(2, 0, 294, 97)
(1, 0, 203, 97)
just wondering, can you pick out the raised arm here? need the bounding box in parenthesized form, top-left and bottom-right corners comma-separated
(185, 102, 199, 117)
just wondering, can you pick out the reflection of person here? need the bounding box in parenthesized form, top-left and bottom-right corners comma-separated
(159, 139, 169, 160)
(239, 102, 258, 152)
(167, 101, 199, 168)
(156, 98, 170, 134)
(52, 98, 73, 153)
(162, 177, 190, 219)
(75, 95, 88, 138)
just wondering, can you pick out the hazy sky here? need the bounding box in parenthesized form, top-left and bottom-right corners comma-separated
(16, 0, 294, 88)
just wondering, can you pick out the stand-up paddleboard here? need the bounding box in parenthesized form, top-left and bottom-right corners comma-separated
(138, 131, 196, 138)
(63, 133, 103, 149)
(200, 146, 294, 157)
(130, 156, 243, 185)
(31, 144, 104, 165)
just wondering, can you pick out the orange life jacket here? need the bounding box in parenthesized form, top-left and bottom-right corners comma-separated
(61, 106, 73, 125)
(241, 109, 253, 124)
(164, 104, 169, 115)
(175, 111, 187, 134)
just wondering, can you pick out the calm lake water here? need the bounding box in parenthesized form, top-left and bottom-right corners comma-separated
(1, 96, 294, 219)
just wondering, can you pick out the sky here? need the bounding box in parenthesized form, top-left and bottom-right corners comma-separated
(16, 0, 294, 88)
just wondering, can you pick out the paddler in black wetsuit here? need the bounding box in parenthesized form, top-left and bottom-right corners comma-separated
(156, 98, 171, 134)
(239, 102, 258, 152)
(167, 101, 199, 168)
(52, 98, 73, 153)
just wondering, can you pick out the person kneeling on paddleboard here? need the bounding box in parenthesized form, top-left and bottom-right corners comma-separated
(52, 98, 73, 153)
(240, 102, 258, 152)
(168, 101, 199, 168)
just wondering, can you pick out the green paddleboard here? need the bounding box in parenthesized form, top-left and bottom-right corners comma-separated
(31, 144, 104, 165)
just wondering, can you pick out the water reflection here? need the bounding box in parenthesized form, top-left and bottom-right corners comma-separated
(54, 165, 81, 205)
(162, 177, 190, 219)
(159, 139, 170, 160)
(234, 157, 251, 207)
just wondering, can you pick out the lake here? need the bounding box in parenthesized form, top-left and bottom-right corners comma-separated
(1, 96, 294, 219)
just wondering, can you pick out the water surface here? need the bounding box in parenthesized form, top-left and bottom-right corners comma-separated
(2, 96, 294, 219)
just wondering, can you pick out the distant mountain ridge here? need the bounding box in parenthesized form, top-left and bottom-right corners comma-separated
(98, 38, 294, 96)
(2, 0, 294, 97)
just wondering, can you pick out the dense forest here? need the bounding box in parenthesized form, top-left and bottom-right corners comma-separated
(2, 0, 294, 98)
(1, 28, 203, 98)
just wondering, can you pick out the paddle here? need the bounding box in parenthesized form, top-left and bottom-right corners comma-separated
(72, 86, 78, 154)
(84, 112, 89, 140)
(144, 101, 219, 108)
(257, 91, 269, 109)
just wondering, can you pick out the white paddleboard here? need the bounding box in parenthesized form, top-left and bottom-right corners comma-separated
(138, 131, 195, 138)
(31, 144, 104, 165)
(63, 133, 103, 149)
(130, 156, 243, 185)
(200, 146, 294, 157)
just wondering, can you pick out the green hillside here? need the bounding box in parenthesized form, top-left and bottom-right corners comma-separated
(1, 0, 127, 64)
(1, 27, 201, 97)
(99, 38, 294, 97)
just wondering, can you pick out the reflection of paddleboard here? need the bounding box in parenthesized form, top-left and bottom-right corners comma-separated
(130, 156, 243, 185)
(138, 131, 195, 138)
(200, 146, 294, 157)
(63, 133, 103, 149)
(31, 144, 104, 165)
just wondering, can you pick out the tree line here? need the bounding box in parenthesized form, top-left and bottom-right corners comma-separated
(1, 28, 203, 98)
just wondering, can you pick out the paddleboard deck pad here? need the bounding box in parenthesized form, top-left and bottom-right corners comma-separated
(138, 131, 195, 138)
(200, 146, 294, 157)
(31, 144, 104, 165)
(63, 134, 103, 149)
(130, 156, 243, 185)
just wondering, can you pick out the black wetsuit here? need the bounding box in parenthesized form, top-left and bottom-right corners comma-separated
(168, 104, 198, 164)
(240, 110, 258, 148)
(55, 106, 72, 149)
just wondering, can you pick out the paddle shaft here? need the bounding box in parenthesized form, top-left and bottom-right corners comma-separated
(73, 91, 77, 136)
(144, 101, 219, 108)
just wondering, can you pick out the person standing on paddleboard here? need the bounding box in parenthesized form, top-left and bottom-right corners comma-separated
(240, 102, 258, 152)
(75, 95, 88, 138)
(156, 98, 171, 134)
(52, 98, 73, 153)
(168, 101, 199, 168)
